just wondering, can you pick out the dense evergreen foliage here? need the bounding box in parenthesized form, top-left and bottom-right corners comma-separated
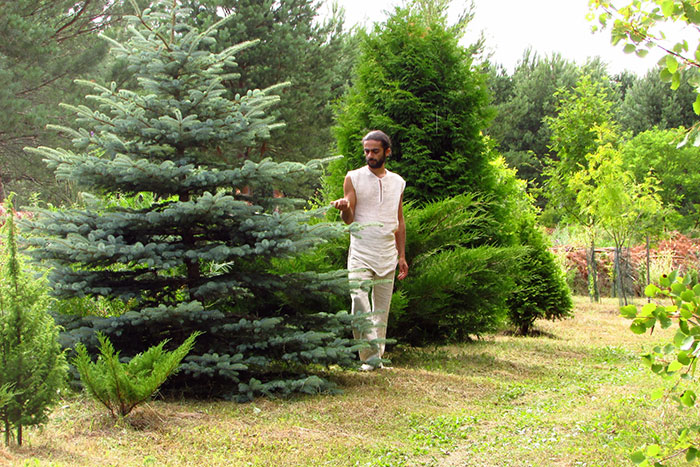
(0, 0, 144, 205)
(0, 197, 67, 446)
(187, 0, 355, 167)
(331, 2, 495, 204)
(507, 218, 573, 336)
(618, 68, 697, 135)
(25, 0, 363, 400)
(391, 194, 522, 344)
(74, 331, 200, 417)
(329, 1, 572, 341)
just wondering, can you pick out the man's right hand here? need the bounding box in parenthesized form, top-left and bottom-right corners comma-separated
(332, 198, 350, 211)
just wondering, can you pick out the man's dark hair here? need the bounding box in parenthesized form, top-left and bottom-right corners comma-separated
(362, 130, 391, 150)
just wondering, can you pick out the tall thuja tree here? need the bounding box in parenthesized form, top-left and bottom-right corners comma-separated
(332, 0, 496, 205)
(25, 0, 361, 400)
(330, 0, 572, 340)
(187, 0, 356, 168)
(0, 197, 66, 446)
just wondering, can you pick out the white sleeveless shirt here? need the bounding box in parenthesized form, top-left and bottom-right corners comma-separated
(348, 166, 406, 276)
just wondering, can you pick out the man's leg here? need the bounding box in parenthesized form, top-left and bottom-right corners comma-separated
(370, 271, 395, 361)
(348, 267, 376, 363)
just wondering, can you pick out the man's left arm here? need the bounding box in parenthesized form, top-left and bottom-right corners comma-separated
(395, 194, 408, 280)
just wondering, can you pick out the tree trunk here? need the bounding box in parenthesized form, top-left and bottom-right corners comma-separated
(588, 240, 600, 303)
(179, 190, 201, 298)
(646, 234, 651, 303)
(614, 245, 625, 307)
(4, 418, 9, 446)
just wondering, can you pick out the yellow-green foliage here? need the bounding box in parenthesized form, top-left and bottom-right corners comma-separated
(73, 331, 201, 418)
(0, 195, 67, 446)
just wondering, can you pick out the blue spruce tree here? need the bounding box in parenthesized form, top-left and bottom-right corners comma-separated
(25, 0, 362, 400)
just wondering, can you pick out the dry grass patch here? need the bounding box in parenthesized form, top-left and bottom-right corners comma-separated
(4, 296, 690, 466)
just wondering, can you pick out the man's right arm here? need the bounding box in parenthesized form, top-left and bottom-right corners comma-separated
(331, 174, 356, 225)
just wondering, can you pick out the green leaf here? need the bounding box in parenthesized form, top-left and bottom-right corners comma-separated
(681, 390, 697, 407)
(694, 94, 700, 116)
(681, 335, 695, 351)
(687, 447, 698, 462)
(660, 68, 673, 83)
(621, 305, 638, 319)
(672, 281, 686, 294)
(681, 319, 691, 335)
(668, 271, 679, 284)
(630, 450, 647, 464)
(681, 306, 694, 320)
(678, 351, 691, 365)
(675, 329, 690, 346)
(693, 283, 700, 296)
(684, 3, 700, 24)
(646, 444, 660, 457)
(640, 302, 657, 317)
(623, 43, 637, 54)
(645, 284, 661, 297)
(668, 360, 683, 372)
(681, 290, 695, 302)
(666, 56, 679, 74)
(658, 312, 673, 329)
(651, 387, 665, 401)
(631, 321, 648, 334)
(671, 72, 681, 90)
(661, 0, 675, 17)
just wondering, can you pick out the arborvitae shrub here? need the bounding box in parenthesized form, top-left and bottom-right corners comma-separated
(390, 195, 522, 344)
(507, 220, 573, 336)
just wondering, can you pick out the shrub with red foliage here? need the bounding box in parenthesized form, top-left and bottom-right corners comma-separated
(553, 232, 700, 296)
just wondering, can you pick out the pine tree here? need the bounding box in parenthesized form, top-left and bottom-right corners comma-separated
(0, 196, 67, 446)
(186, 0, 356, 169)
(0, 0, 144, 205)
(25, 0, 361, 400)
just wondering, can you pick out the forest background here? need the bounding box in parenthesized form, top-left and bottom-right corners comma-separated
(2, 0, 700, 463)
(3, 0, 699, 300)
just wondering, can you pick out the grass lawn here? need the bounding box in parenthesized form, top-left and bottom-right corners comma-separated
(2, 296, 695, 466)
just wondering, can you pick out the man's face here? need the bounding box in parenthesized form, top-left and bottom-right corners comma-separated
(363, 140, 388, 169)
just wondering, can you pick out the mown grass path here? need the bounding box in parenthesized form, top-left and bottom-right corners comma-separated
(3, 297, 690, 466)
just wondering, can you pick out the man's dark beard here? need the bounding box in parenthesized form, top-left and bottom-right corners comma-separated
(367, 154, 386, 168)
